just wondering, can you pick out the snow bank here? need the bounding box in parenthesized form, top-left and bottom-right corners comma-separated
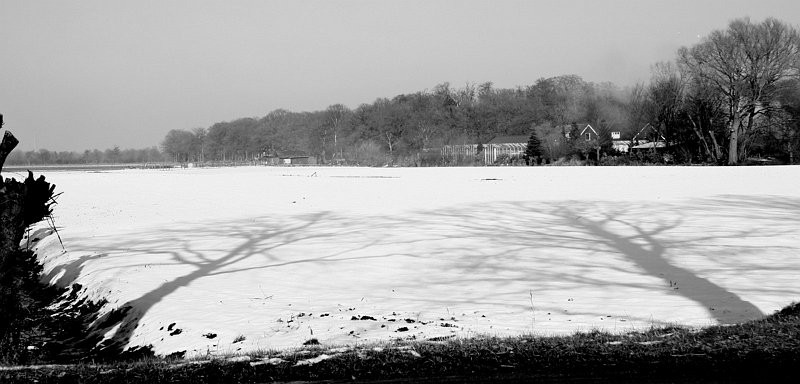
(19, 165, 800, 357)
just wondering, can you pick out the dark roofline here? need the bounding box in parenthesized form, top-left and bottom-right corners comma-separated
(279, 155, 313, 159)
(261, 148, 312, 158)
(486, 135, 530, 144)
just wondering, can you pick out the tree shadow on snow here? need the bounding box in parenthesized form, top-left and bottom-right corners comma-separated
(48, 194, 800, 357)
(60, 211, 406, 357)
(404, 195, 799, 324)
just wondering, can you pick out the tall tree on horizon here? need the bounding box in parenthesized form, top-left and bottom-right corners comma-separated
(679, 17, 800, 164)
(524, 129, 543, 165)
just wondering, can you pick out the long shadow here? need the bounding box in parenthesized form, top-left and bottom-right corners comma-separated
(398, 196, 798, 323)
(42, 252, 107, 288)
(46, 194, 800, 356)
(86, 212, 332, 355)
(74, 211, 410, 356)
(560, 207, 764, 323)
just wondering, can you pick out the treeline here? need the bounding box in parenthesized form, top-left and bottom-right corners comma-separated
(5, 146, 166, 166)
(160, 17, 799, 166)
(162, 77, 639, 166)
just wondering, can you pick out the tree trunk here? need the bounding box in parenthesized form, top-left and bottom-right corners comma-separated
(739, 109, 757, 163)
(727, 127, 738, 165)
(707, 130, 723, 162)
(385, 133, 394, 162)
(0, 131, 19, 174)
(687, 114, 714, 162)
(1, 131, 22, 253)
(727, 113, 742, 165)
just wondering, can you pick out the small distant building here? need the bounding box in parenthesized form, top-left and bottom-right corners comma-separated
(483, 135, 529, 164)
(610, 130, 629, 152)
(577, 124, 599, 142)
(441, 135, 529, 164)
(280, 155, 317, 165)
(262, 155, 281, 165)
(559, 122, 596, 140)
(440, 143, 480, 163)
(279, 150, 317, 165)
(565, 122, 670, 154)
(610, 123, 666, 153)
(631, 141, 667, 151)
(632, 123, 664, 143)
(259, 148, 317, 166)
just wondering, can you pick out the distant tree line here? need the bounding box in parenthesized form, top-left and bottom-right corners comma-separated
(160, 77, 635, 166)
(160, 18, 799, 166)
(5, 146, 166, 166)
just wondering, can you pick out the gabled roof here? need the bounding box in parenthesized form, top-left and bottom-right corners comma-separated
(486, 135, 530, 145)
(579, 124, 598, 136)
(558, 122, 594, 137)
(632, 123, 666, 142)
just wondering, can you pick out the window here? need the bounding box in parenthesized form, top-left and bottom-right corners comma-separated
(585, 133, 592, 141)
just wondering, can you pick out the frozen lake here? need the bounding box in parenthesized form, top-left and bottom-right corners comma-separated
(19, 165, 800, 357)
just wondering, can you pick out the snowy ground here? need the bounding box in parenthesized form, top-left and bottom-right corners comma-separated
(15, 165, 800, 358)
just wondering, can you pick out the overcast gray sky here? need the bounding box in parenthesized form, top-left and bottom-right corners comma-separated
(2, 0, 799, 151)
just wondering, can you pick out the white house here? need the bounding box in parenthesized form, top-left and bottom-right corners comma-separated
(611, 123, 666, 153)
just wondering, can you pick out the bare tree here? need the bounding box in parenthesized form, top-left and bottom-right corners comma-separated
(649, 62, 685, 153)
(684, 77, 726, 163)
(191, 127, 207, 162)
(679, 18, 800, 164)
(325, 104, 349, 161)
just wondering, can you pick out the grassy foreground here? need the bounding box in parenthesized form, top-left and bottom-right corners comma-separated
(2, 303, 798, 383)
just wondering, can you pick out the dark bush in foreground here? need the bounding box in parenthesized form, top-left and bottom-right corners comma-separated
(0, 168, 61, 364)
(2, 302, 798, 383)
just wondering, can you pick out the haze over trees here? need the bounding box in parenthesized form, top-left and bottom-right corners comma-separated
(5, 146, 165, 166)
(159, 77, 632, 166)
(157, 18, 798, 166)
(5, 18, 797, 167)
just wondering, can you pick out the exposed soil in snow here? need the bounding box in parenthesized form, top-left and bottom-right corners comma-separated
(12, 165, 800, 358)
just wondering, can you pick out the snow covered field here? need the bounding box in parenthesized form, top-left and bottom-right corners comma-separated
(17, 165, 800, 358)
